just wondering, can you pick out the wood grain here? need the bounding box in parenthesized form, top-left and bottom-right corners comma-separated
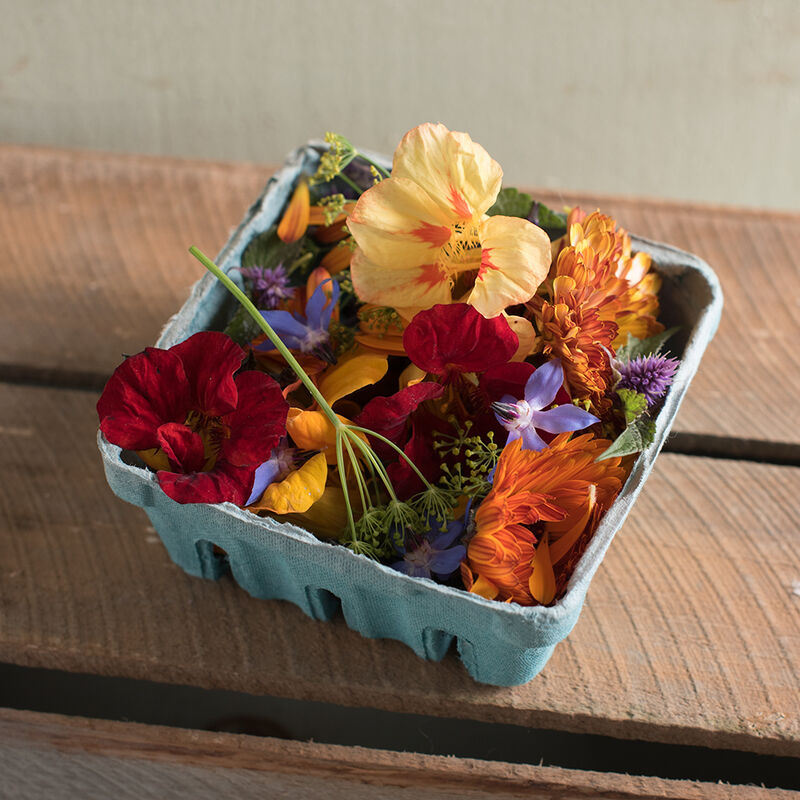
(0, 383, 797, 756)
(0, 144, 270, 387)
(1, 145, 799, 446)
(4, 708, 793, 800)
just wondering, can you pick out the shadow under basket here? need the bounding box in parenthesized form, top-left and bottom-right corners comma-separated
(98, 143, 723, 686)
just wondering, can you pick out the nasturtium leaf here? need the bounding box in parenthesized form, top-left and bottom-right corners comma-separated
(616, 327, 680, 362)
(532, 201, 568, 241)
(241, 225, 320, 274)
(596, 416, 656, 461)
(486, 187, 533, 218)
(224, 305, 263, 346)
(617, 388, 648, 425)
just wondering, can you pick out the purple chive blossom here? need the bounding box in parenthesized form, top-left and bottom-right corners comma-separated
(492, 359, 600, 452)
(615, 354, 679, 406)
(256, 278, 340, 363)
(239, 265, 292, 309)
(390, 517, 466, 581)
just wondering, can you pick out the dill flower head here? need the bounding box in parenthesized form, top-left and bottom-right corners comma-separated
(615, 354, 679, 405)
(239, 264, 292, 309)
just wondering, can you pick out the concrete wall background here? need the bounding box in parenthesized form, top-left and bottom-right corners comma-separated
(1, 0, 798, 210)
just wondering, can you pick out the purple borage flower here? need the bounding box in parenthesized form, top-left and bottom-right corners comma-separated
(256, 278, 339, 364)
(492, 359, 599, 452)
(391, 517, 466, 580)
(238, 264, 292, 309)
(615, 354, 679, 406)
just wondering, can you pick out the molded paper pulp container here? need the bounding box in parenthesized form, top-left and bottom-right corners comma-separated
(98, 143, 723, 686)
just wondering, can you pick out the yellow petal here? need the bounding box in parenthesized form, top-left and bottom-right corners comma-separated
(505, 315, 536, 361)
(348, 176, 453, 267)
(468, 215, 551, 317)
(286, 408, 367, 464)
(265, 483, 352, 539)
(528, 532, 556, 605)
(248, 453, 328, 515)
(317, 350, 388, 407)
(350, 248, 452, 313)
(399, 362, 427, 389)
(277, 178, 310, 243)
(391, 123, 502, 220)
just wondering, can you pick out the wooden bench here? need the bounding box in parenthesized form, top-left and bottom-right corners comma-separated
(1, 145, 798, 798)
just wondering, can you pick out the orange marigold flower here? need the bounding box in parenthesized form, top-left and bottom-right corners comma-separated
(466, 435, 626, 605)
(562, 209, 664, 347)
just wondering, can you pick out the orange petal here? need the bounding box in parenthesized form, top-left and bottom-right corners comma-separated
(277, 178, 310, 243)
(548, 485, 596, 565)
(286, 408, 366, 464)
(528, 532, 556, 605)
(320, 243, 353, 275)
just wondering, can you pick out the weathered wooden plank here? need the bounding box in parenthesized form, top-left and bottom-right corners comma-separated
(0, 383, 797, 756)
(0, 145, 270, 387)
(1, 708, 794, 800)
(1, 145, 798, 445)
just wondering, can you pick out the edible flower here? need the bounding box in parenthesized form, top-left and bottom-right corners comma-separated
(391, 517, 466, 580)
(277, 177, 310, 242)
(615, 353, 678, 405)
(348, 123, 551, 318)
(256, 278, 340, 363)
(97, 331, 288, 505)
(239, 264, 292, 309)
(492, 359, 599, 451)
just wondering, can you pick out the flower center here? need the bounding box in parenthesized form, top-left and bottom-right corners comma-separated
(439, 222, 482, 276)
(185, 410, 230, 470)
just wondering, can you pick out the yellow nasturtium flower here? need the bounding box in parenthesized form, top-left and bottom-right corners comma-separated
(347, 123, 551, 319)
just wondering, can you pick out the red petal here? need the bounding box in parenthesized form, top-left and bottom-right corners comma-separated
(156, 422, 206, 473)
(354, 382, 444, 460)
(171, 331, 244, 417)
(157, 461, 256, 505)
(402, 304, 518, 378)
(97, 347, 191, 450)
(222, 370, 289, 466)
(479, 362, 536, 405)
(386, 423, 442, 499)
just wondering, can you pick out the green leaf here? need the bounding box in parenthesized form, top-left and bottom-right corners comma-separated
(534, 202, 568, 241)
(616, 327, 680, 362)
(617, 388, 648, 425)
(224, 304, 262, 346)
(241, 225, 318, 274)
(596, 416, 656, 461)
(486, 187, 533, 218)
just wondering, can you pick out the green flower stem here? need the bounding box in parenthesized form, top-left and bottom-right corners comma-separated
(334, 431, 356, 541)
(190, 247, 341, 432)
(342, 434, 370, 512)
(337, 172, 363, 195)
(348, 434, 398, 503)
(347, 425, 434, 491)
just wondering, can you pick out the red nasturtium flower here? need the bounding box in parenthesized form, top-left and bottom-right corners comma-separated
(97, 331, 289, 505)
(402, 303, 518, 381)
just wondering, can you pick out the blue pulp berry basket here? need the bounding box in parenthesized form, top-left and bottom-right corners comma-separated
(98, 143, 723, 686)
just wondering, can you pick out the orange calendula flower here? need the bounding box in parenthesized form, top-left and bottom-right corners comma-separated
(277, 178, 311, 243)
(348, 123, 551, 319)
(465, 435, 626, 605)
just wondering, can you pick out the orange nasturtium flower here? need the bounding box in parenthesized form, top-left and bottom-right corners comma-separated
(347, 123, 551, 319)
